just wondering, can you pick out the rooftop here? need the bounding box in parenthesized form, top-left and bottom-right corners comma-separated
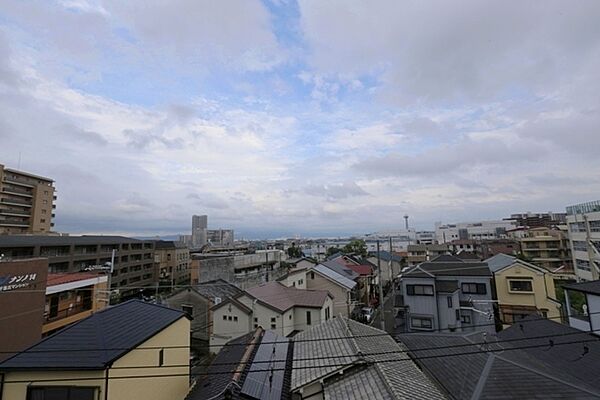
(195, 279, 243, 300)
(46, 272, 107, 287)
(243, 281, 331, 313)
(0, 300, 186, 371)
(320, 260, 360, 281)
(0, 235, 147, 247)
(403, 256, 491, 278)
(312, 263, 357, 290)
(563, 280, 600, 296)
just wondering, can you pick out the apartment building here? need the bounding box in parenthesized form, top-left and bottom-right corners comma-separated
(397, 255, 494, 333)
(435, 220, 516, 244)
(154, 240, 190, 288)
(507, 212, 567, 228)
(0, 164, 56, 234)
(406, 244, 450, 266)
(566, 200, 600, 281)
(0, 235, 155, 298)
(563, 280, 600, 335)
(519, 226, 572, 272)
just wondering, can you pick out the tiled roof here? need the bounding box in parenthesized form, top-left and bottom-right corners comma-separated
(399, 321, 600, 399)
(0, 300, 186, 370)
(46, 272, 104, 286)
(292, 318, 446, 400)
(404, 259, 491, 278)
(320, 260, 360, 280)
(244, 282, 331, 312)
(313, 264, 357, 290)
(563, 280, 600, 296)
(195, 279, 243, 300)
(345, 264, 373, 276)
(369, 250, 403, 262)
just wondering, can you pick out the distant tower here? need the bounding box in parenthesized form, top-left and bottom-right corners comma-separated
(404, 215, 409, 230)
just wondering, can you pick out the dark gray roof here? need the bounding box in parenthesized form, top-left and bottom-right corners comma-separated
(195, 279, 243, 300)
(320, 260, 359, 280)
(399, 321, 600, 399)
(154, 240, 186, 250)
(563, 280, 600, 296)
(0, 300, 186, 370)
(369, 250, 403, 262)
(436, 280, 459, 293)
(0, 235, 147, 247)
(292, 318, 446, 400)
(404, 259, 491, 278)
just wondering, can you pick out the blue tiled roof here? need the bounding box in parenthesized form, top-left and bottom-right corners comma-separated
(0, 300, 186, 370)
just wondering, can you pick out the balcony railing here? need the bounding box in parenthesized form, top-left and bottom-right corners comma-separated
(1, 187, 33, 197)
(44, 303, 92, 323)
(0, 197, 32, 207)
(0, 208, 31, 216)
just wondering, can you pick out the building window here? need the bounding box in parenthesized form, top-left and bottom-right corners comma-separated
(271, 317, 276, 323)
(254, 317, 258, 323)
(40, 219, 46, 223)
(410, 317, 433, 330)
(233, 316, 238, 322)
(159, 349, 164, 366)
(461, 315, 471, 324)
(223, 315, 227, 321)
(310, 272, 315, 279)
(508, 279, 533, 293)
(455, 309, 460, 321)
(406, 285, 434, 296)
(254, 324, 258, 329)
(298, 279, 304, 285)
(447, 296, 453, 308)
(182, 305, 193, 317)
(461, 283, 487, 295)
(27, 387, 96, 400)
(228, 316, 232, 321)
(573, 241, 588, 252)
(576, 259, 591, 272)
(41, 209, 47, 214)
(325, 307, 330, 321)
(306, 311, 312, 325)
(289, 314, 292, 320)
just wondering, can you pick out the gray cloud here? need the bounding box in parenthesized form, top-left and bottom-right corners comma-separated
(187, 193, 230, 210)
(123, 129, 184, 150)
(303, 182, 369, 200)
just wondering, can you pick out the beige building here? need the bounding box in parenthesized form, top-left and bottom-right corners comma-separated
(519, 226, 572, 272)
(210, 281, 333, 351)
(0, 164, 56, 234)
(154, 240, 190, 288)
(566, 200, 600, 281)
(0, 300, 190, 400)
(486, 253, 562, 324)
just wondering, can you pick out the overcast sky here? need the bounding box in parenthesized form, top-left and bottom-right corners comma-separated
(1, 1, 600, 239)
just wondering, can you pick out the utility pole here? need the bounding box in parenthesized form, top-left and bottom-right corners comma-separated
(377, 240, 385, 331)
(107, 249, 115, 305)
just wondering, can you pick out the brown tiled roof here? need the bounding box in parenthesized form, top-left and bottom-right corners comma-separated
(46, 272, 104, 286)
(245, 282, 331, 312)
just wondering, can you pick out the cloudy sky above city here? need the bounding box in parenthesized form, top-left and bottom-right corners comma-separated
(1, 0, 600, 238)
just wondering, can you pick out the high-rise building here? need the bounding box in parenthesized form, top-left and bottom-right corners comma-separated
(0, 164, 56, 234)
(191, 215, 207, 248)
(206, 229, 234, 246)
(566, 200, 600, 281)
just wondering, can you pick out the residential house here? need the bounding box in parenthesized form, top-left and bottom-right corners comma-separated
(485, 253, 561, 324)
(397, 255, 494, 333)
(291, 317, 446, 400)
(323, 256, 375, 305)
(185, 328, 292, 400)
(43, 272, 108, 336)
(0, 300, 190, 400)
(407, 244, 450, 266)
(519, 226, 573, 272)
(366, 250, 403, 288)
(210, 281, 333, 351)
(154, 240, 190, 288)
(162, 279, 242, 350)
(278, 263, 357, 317)
(563, 280, 600, 335)
(399, 316, 600, 399)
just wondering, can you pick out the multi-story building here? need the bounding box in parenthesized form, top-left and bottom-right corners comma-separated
(406, 244, 450, 266)
(154, 240, 190, 288)
(563, 280, 600, 335)
(0, 164, 56, 234)
(566, 200, 600, 281)
(507, 211, 567, 228)
(519, 226, 572, 272)
(0, 235, 155, 298)
(191, 214, 207, 248)
(206, 229, 234, 247)
(435, 220, 516, 244)
(396, 255, 494, 333)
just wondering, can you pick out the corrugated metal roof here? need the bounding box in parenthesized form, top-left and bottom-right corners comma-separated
(0, 300, 186, 370)
(313, 264, 357, 290)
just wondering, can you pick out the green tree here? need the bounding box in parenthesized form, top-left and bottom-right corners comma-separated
(326, 247, 341, 257)
(342, 239, 368, 257)
(287, 244, 303, 258)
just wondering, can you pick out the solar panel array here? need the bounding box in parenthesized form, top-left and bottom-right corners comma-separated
(241, 331, 289, 400)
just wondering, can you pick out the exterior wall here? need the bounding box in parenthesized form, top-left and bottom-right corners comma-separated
(108, 317, 190, 400)
(587, 293, 600, 335)
(155, 245, 190, 287)
(305, 271, 350, 317)
(566, 205, 600, 281)
(0, 258, 48, 361)
(296, 260, 316, 270)
(401, 277, 439, 331)
(435, 220, 516, 244)
(163, 289, 211, 341)
(42, 278, 109, 335)
(366, 256, 401, 286)
(436, 290, 461, 331)
(1, 370, 105, 400)
(211, 301, 253, 350)
(279, 269, 307, 289)
(493, 263, 561, 323)
(0, 164, 55, 235)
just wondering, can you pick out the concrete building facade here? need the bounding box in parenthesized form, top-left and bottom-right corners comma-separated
(0, 164, 56, 234)
(435, 220, 516, 244)
(154, 240, 190, 288)
(566, 200, 600, 281)
(519, 226, 572, 272)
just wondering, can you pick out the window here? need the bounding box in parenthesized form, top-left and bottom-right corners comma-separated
(325, 307, 330, 321)
(254, 317, 258, 323)
(40, 219, 46, 223)
(306, 311, 312, 325)
(289, 314, 292, 320)
(310, 272, 315, 279)
(223, 315, 227, 321)
(298, 279, 304, 285)
(271, 324, 276, 329)
(406, 284, 434, 296)
(508, 279, 533, 292)
(271, 317, 276, 323)
(42, 209, 47, 214)
(182, 305, 193, 316)
(461, 283, 487, 295)
(461, 315, 471, 324)
(233, 316, 238, 322)
(158, 349, 164, 366)
(447, 296, 453, 308)
(410, 317, 433, 330)
(455, 309, 460, 321)
(254, 324, 258, 329)
(42, 199, 48, 204)
(27, 387, 96, 400)
(576, 259, 591, 271)
(573, 241, 588, 252)
(228, 316, 232, 321)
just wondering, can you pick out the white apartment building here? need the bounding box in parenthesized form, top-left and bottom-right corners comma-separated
(435, 220, 517, 244)
(566, 200, 600, 281)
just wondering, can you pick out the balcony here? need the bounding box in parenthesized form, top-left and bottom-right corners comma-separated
(1, 187, 33, 198)
(0, 217, 30, 227)
(0, 197, 32, 207)
(0, 209, 30, 217)
(2, 177, 34, 188)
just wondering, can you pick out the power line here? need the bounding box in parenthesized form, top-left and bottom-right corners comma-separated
(2, 335, 598, 384)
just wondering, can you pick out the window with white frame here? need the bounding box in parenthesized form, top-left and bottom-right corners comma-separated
(508, 279, 533, 293)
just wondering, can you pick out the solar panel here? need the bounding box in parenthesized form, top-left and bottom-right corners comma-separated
(241, 331, 289, 400)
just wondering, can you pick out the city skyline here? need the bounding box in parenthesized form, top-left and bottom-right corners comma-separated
(1, 1, 600, 237)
